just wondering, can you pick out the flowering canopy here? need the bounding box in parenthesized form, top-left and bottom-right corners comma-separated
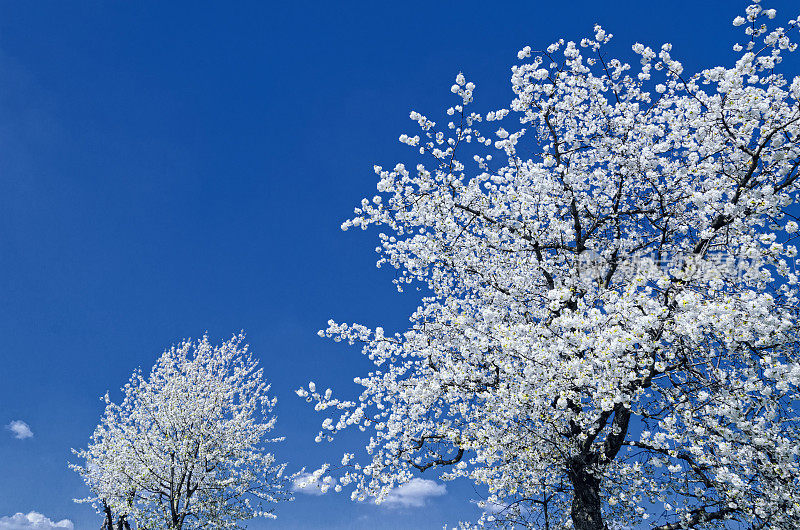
(72, 334, 289, 529)
(302, 3, 800, 529)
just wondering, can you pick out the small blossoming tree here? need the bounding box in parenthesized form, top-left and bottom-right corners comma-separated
(301, 3, 800, 529)
(72, 334, 290, 529)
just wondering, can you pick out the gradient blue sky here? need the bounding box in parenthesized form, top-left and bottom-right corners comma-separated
(0, 1, 798, 529)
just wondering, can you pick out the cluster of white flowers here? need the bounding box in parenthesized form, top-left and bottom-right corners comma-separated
(71, 334, 290, 529)
(305, 3, 800, 529)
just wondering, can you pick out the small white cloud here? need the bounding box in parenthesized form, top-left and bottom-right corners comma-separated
(6, 421, 33, 440)
(380, 478, 446, 508)
(292, 473, 330, 496)
(0, 512, 73, 529)
(473, 499, 509, 514)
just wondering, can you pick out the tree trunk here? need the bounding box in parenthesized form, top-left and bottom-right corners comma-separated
(569, 465, 604, 530)
(102, 503, 114, 530)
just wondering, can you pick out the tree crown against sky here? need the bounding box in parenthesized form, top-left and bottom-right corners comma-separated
(71, 334, 290, 530)
(302, 2, 800, 528)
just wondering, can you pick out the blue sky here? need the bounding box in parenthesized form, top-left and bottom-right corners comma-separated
(0, 1, 798, 528)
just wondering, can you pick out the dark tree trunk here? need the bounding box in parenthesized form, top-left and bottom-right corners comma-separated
(569, 465, 604, 530)
(101, 504, 131, 530)
(102, 503, 114, 530)
(568, 404, 630, 530)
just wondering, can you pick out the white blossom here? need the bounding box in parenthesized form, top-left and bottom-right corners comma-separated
(309, 3, 800, 529)
(71, 334, 290, 529)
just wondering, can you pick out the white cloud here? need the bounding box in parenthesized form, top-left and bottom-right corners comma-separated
(6, 421, 33, 440)
(0, 512, 73, 529)
(473, 499, 509, 514)
(380, 478, 446, 508)
(292, 473, 331, 496)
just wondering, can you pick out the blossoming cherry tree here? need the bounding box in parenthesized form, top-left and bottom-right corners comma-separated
(73, 334, 290, 529)
(302, 3, 800, 529)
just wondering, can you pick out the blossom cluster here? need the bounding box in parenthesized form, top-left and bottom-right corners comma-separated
(72, 334, 290, 529)
(308, 3, 800, 529)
